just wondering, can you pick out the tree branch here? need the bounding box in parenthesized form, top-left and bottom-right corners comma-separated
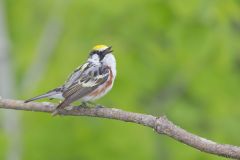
(0, 98, 239, 159)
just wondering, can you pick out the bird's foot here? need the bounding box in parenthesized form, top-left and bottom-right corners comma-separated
(73, 102, 104, 110)
(81, 101, 99, 107)
(95, 105, 104, 109)
(74, 102, 88, 110)
(86, 102, 104, 108)
(86, 101, 97, 107)
(81, 102, 89, 108)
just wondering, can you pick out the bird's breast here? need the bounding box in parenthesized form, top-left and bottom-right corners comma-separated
(82, 67, 115, 101)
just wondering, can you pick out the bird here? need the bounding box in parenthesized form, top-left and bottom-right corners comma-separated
(25, 45, 116, 115)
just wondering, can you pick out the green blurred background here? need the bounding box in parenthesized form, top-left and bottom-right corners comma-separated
(0, 0, 240, 159)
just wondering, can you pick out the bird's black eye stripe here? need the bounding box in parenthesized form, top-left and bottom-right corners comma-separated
(99, 53, 105, 60)
(89, 48, 112, 60)
(90, 50, 104, 60)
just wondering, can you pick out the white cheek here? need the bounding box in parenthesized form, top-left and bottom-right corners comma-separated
(92, 54, 99, 61)
(88, 54, 100, 63)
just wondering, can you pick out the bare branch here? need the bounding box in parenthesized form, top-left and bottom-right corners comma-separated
(0, 98, 239, 159)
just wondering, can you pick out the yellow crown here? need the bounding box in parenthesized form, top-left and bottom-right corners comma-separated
(92, 45, 108, 51)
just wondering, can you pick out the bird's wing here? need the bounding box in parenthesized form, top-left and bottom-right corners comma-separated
(63, 63, 90, 89)
(25, 63, 90, 103)
(56, 63, 110, 109)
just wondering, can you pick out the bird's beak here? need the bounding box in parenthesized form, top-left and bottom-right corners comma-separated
(106, 46, 113, 53)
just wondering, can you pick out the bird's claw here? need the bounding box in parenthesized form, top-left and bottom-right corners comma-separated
(75, 102, 103, 109)
(95, 105, 104, 109)
(75, 102, 88, 110)
(81, 102, 89, 108)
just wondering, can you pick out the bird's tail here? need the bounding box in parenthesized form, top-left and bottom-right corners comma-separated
(24, 88, 62, 103)
(51, 99, 71, 116)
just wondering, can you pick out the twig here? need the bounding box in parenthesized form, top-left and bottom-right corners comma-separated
(0, 98, 239, 159)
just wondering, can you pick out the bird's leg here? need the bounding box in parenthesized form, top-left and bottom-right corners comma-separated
(85, 101, 104, 108)
(86, 101, 96, 106)
(75, 102, 89, 110)
(95, 105, 104, 109)
(81, 102, 88, 108)
(75, 101, 104, 110)
(87, 101, 104, 108)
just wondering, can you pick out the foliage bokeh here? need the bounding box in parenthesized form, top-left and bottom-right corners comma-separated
(1, 0, 240, 159)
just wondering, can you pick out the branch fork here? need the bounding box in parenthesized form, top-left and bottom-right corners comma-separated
(0, 98, 239, 159)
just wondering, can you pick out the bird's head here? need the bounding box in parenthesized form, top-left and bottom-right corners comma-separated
(88, 45, 113, 63)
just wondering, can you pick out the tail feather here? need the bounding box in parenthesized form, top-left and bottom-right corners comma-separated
(24, 88, 62, 103)
(25, 94, 50, 103)
(51, 99, 71, 116)
(55, 99, 71, 110)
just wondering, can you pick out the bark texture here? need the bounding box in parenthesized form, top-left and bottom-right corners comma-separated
(0, 98, 239, 159)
